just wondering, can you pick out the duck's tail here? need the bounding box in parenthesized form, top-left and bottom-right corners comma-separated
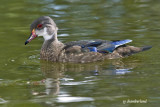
(141, 46, 152, 51)
(114, 45, 152, 57)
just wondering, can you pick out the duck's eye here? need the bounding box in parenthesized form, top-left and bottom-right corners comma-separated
(37, 24, 43, 28)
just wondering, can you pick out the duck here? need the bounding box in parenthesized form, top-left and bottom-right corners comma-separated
(25, 16, 152, 63)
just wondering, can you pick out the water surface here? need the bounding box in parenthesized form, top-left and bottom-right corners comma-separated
(0, 0, 160, 107)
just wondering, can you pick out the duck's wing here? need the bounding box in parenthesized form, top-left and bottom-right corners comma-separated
(64, 39, 132, 53)
(97, 39, 132, 53)
(64, 39, 106, 51)
(64, 40, 105, 47)
(64, 40, 104, 54)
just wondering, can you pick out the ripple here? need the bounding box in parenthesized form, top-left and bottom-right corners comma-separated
(57, 96, 94, 103)
(0, 98, 8, 104)
(61, 77, 95, 85)
(62, 81, 94, 85)
(95, 95, 128, 101)
(115, 69, 132, 75)
(46, 4, 69, 10)
(58, 33, 69, 37)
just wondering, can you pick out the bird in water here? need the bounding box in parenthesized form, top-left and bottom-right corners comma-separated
(25, 16, 152, 63)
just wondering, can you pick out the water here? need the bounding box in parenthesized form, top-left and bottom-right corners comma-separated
(0, 0, 160, 106)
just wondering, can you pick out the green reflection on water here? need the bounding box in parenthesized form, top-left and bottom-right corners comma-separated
(0, 0, 160, 107)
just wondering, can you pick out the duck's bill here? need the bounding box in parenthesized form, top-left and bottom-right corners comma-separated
(25, 29, 37, 45)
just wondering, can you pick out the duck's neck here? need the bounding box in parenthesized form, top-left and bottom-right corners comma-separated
(40, 34, 64, 61)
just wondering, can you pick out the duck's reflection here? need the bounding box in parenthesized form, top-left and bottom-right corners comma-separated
(30, 59, 140, 105)
(32, 59, 137, 96)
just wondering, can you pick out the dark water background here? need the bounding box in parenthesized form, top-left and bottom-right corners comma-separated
(0, 0, 160, 107)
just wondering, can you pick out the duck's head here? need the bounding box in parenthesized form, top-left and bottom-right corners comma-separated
(25, 16, 58, 45)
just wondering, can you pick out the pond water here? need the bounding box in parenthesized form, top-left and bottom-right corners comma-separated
(0, 0, 160, 107)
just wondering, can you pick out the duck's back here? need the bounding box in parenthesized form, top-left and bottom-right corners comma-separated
(57, 39, 152, 63)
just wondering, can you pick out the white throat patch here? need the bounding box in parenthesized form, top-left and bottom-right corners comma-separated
(43, 27, 54, 41)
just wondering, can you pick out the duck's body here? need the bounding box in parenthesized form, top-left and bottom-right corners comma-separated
(25, 16, 151, 63)
(40, 39, 150, 63)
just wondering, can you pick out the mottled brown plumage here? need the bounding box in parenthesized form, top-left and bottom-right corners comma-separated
(25, 16, 152, 63)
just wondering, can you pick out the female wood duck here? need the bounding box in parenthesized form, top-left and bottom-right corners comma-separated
(25, 16, 152, 63)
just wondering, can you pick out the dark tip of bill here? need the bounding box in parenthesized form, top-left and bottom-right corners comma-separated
(25, 41, 29, 45)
